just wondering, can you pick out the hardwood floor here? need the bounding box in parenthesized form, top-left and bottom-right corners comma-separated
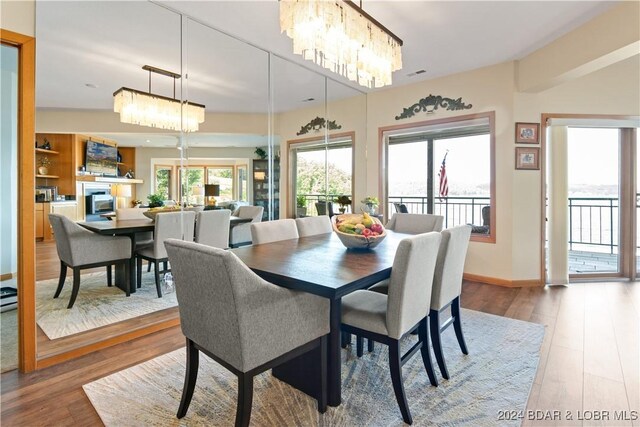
(2, 280, 638, 426)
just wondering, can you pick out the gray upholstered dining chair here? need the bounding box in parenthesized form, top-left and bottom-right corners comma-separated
(385, 213, 444, 233)
(164, 239, 329, 427)
(429, 225, 472, 380)
(136, 211, 195, 297)
(49, 214, 131, 308)
(195, 210, 231, 249)
(250, 219, 299, 245)
(230, 205, 264, 247)
(295, 215, 332, 237)
(341, 232, 441, 425)
(116, 207, 154, 271)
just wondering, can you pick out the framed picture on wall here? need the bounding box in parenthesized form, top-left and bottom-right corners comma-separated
(515, 122, 540, 144)
(515, 147, 540, 170)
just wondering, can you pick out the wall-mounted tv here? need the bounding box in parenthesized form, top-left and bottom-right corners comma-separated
(85, 140, 118, 176)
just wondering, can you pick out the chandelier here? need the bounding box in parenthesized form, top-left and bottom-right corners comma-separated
(113, 65, 205, 132)
(280, 0, 403, 88)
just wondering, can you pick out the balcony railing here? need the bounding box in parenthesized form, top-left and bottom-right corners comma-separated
(388, 196, 490, 229)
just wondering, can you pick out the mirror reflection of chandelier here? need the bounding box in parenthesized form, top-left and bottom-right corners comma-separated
(113, 65, 205, 133)
(280, 0, 403, 88)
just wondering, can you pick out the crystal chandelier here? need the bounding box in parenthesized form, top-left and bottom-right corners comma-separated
(113, 65, 205, 132)
(280, 0, 403, 88)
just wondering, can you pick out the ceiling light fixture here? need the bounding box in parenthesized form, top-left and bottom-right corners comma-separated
(113, 65, 205, 132)
(280, 0, 403, 88)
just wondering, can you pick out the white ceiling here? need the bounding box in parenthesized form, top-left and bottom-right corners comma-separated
(35, 0, 615, 146)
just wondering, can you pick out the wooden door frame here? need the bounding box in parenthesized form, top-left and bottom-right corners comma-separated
(540, 113, 639, 284)
(1, 28, 37, 372)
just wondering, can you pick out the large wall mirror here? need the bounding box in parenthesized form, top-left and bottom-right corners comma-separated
(20, 0, 366, 370)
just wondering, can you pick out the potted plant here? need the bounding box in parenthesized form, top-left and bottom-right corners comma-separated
(296, 195, 307, 218)
(361, 196, 379, 214)
(38, 156, 52, 175)
(147, 193, 165, 208)
(335, 195, 352, 214)
(254, 147, 267, 160)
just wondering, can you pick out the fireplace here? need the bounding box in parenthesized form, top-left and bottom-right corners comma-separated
(86, 194, 114, 214)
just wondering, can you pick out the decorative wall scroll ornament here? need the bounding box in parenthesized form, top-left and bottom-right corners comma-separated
(296, 116, 343, 135)
(395, 94, 473, 120)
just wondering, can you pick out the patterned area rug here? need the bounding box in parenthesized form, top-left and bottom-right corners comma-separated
(84, 309, 544, 426)
(36, 270, 178, 339)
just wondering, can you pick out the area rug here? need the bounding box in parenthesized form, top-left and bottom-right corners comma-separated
(1, 308, 18, 373)
(84, 309, 544, 426)
(36, 270, 178, 340)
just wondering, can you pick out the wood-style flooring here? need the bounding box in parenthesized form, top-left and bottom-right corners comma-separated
(2, 279, 638, 426)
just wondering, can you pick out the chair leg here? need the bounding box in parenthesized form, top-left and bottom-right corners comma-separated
(368, 338, 375, 353)
(177, 338, 200, 419)
(154, 260, 163, 298)
(430, 309, 449, 380)
(419, 317, 438, 387)
(356, 336, 364, 357)
(106, 265, 112, 287)
(341, 332, 351, 349)
(318, 335, 327, 413)
(389, 340, 412, 425)
(235, 373, 253, 427)
(67, 268, 81, 309)
(137, 256, 143, 289)
(124, 261, 131, 297)
(53, 261, 67, 298)
(147, 260, 152, 272)
(451, 296, 469, 355)
(163, 260, 168, 272)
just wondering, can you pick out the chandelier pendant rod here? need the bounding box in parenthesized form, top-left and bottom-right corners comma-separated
(141, 64, 182, 100)
(342, 0, 403, 46)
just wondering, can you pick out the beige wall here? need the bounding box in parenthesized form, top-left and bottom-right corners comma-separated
(1, 0, 35, 37)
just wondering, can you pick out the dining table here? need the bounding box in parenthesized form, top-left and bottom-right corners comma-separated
(230, 230, 411, 407)
(79, 215, 252, 294)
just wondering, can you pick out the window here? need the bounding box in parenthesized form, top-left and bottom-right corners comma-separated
(207, 167, 234, 201)
(179, 167, 205, 205)
(154, 166, 172, 200)
(236, 165, 248, 201)
(383, 112, 495, 242)
(289, 134, 354, 217)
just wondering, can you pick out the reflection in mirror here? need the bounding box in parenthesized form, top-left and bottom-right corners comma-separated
(1, 43, 19, 372)
(33, 1, 182, 361)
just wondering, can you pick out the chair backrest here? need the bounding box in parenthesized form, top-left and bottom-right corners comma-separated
(386, 232, 442, 339)
(234, 205, 264, 223)
(116, 207, 149, 221)
(482, 205, 490, 226)
(393, 202, 409, 213)
(386, 213, 444, 234)
(48, 213, 89, 266)
(153, 211, 196, 258)
(315, 201, 335, 217)
(165, 238, 268, 372)
(195, 210, 231, 249)
(431, 225, 472, 310)
(250, 219, 299, 245)
(295, 216, 332, 237)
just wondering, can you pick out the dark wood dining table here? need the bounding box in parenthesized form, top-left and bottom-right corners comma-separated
(230, 230, 410, 407)
(79, 216, 251, 294)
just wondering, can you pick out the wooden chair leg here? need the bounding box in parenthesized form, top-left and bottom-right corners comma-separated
(177, 338, 200, 419)
(430, 309, 449, 380)
(356, 336, 364, 357)
(67, 268, 81, 309)
(389, 340, 412, 425)
(452, 296, 469, 355)
(137, 256, 143, 289)
(106, 265, 112, 287)
(154, 260, 163, 298)
(53, 261, 67, 298)
(318, 335, 327, 413)
(235, 373, 253, 427)
(419, 317, 438, 386)
(368, 339, 375, 353)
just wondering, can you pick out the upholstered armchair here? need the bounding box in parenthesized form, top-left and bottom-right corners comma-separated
(165, 239, 330, 427)
(49, 214, 131, 308)
(229, 205, 263, 247)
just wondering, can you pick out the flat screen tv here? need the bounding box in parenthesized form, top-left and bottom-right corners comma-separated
(85, 140, 118, 176)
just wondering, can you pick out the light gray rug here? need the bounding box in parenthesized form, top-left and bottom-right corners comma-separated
(1, 308, 18, 373)
(36, 270, 178, 340)
(84, 309, 544, 426)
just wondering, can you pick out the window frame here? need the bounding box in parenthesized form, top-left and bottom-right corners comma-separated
(379, 111, 496, 244)
(153, 164, 174, 200)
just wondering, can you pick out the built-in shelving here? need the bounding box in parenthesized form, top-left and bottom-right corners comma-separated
(35, 148, 60, 155)
(36, 174, 60, 179)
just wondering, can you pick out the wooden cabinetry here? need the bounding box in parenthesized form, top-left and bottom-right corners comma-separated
(35, 134, 75, 196)
(36, 201, 78, 241)
(252, 159, 280, 221)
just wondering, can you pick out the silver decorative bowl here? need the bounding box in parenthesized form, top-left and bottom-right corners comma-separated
(331, 214, 387, 249)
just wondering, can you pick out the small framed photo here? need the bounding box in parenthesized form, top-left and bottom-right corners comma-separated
(515, 122, 540, 144)
(515, 147, 540, 170)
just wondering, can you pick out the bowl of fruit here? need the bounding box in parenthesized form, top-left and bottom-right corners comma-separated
(332, 213, 386, 249)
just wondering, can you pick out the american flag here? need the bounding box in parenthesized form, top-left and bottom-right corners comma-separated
(438, 151, 449, 200)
